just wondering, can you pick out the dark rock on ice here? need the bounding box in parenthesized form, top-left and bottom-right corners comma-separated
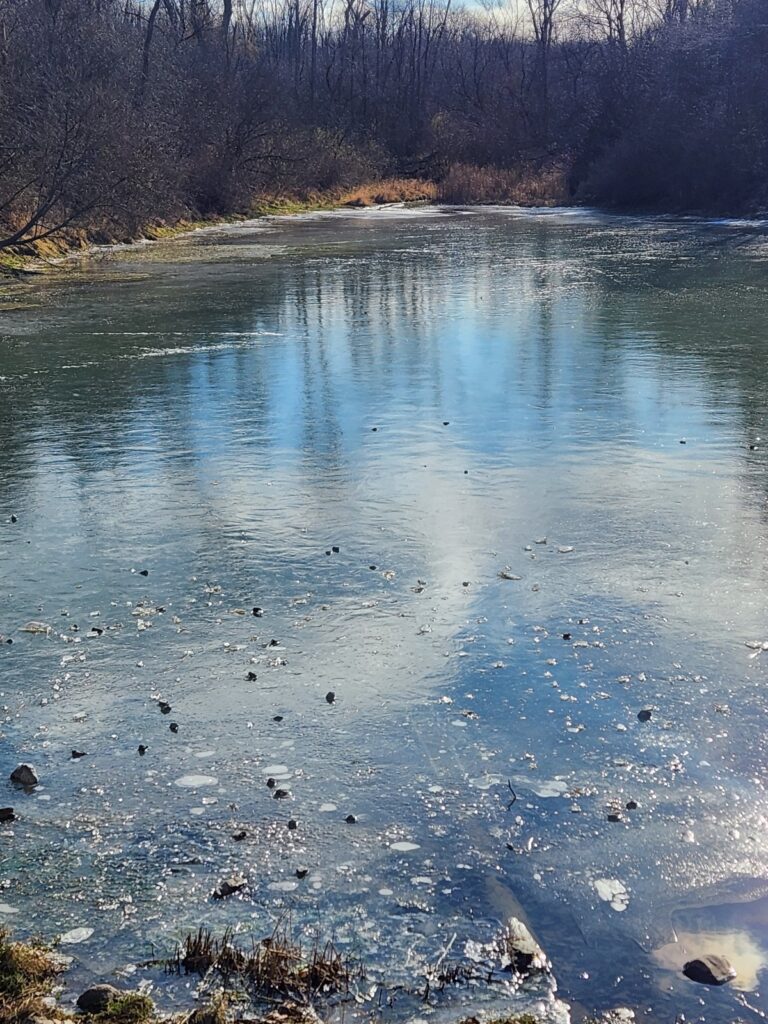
(683, 954, 736, 986)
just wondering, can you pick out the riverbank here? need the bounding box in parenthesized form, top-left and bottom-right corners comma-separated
(0, 165, 578, 282)
(0, 925, 629, 1024)
(0, 180, 438, 281)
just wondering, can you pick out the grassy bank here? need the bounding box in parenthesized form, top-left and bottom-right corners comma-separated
(0, 179, 438, 279)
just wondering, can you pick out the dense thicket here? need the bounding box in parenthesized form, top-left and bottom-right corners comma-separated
(1, 0, 766, 250)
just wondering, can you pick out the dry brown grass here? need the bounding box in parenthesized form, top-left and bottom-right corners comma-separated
(167, 920, 362, 1002)
(340, 178, 437, 206)
(437, 163, 568, 207)
(252, 178, 435, 216)
(0, 927, 68, 1023)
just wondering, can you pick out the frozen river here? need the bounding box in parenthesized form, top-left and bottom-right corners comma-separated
(2, 206, 768, 1022)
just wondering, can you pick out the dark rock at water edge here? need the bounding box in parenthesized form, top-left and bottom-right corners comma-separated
(0, 807, 15, 822)
(77, 985, 122, 1013)
(683, 954, 736, 986)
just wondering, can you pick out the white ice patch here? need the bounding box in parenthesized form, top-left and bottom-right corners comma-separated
(470, 774, 504, 790)
(174, 774, 217, 787)
(60, 927, 94, 944)
(390, 841, 420, 852)
(594, 878, 629, 911)
(531, 779, 569, 798)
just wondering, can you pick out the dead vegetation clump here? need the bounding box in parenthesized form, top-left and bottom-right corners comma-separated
(167, 920, 362, 1002)
(0, 927, 67, 1023)
(437, 164, 568, 207)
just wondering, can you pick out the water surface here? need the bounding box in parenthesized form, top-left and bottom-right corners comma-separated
(2, 206, 768, 1022)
